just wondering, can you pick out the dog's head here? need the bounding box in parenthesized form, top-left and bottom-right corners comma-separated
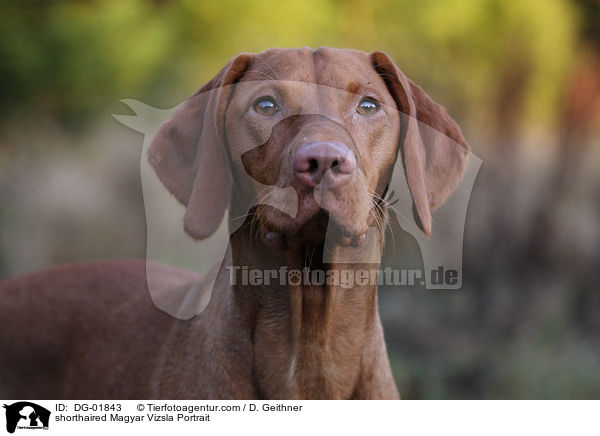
(148, 48, 469, 248)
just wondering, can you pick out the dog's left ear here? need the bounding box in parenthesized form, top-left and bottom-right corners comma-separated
(371, 51, 470, 236)
(148, 54, 254, 239)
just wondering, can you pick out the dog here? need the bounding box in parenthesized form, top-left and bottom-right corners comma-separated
(0, 47, 469, 399)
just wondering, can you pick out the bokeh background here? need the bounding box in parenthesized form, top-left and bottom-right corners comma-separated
(1, 0, 599, 399)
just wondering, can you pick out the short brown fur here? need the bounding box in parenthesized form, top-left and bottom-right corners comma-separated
(0, 48, 469, 399)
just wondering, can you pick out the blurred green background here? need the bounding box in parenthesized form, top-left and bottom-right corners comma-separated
(1, 0, 599, 399)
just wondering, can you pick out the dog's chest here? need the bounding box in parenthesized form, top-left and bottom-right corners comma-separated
(252, 321, 363, 399)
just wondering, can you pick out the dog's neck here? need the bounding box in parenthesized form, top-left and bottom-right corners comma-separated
(227, 219, 392, 399)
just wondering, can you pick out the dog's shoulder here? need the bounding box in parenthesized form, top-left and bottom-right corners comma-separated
(0, 260, 205, 325)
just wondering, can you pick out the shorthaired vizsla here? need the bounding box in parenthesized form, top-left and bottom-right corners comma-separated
(0, 48, 469, 399)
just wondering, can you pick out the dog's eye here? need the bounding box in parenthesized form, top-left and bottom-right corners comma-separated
(357, 97, 379, 116)
(253, 97, 279, 116)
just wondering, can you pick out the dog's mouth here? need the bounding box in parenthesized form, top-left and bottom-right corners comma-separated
(252, 195, 377, 250)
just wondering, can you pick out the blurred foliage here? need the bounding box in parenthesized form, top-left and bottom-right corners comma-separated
(0, 0, 580, 130)
(0, 1, 172, 123)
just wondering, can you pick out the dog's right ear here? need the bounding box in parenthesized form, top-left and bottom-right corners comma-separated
(148, 54, 254, 239)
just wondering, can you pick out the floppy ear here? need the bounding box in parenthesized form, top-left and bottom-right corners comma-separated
(148, 53, 254, 239)
(371, 51, 470, 236)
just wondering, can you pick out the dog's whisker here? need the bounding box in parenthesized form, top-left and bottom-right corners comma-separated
(308, 244, 318, 268)
(255, 56, 281, 80)
(250, 70, 277, 82)
(368, 196, 395, 246)
(371, 199, 386, 237)
(229, 212, 255, 223)
(251, 189, 277, 239)
(368, 192, 404, 224)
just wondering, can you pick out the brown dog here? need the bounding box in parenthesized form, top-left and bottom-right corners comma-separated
(0, 48, 469, 399)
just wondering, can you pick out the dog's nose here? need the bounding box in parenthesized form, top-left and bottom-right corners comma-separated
(293, 142, 356, 188)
